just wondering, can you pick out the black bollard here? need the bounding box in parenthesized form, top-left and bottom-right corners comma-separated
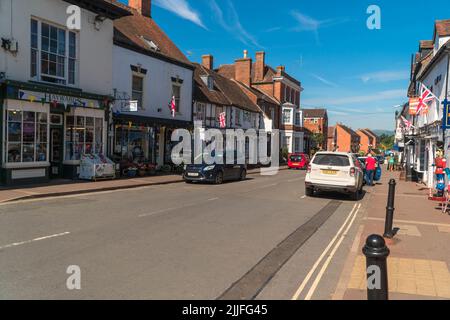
(362, 235, 390, 300)
(383, 179, 396, 238)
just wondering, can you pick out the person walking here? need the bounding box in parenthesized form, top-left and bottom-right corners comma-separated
(365, 153, 377, 186)
(389, 155, 395, 172)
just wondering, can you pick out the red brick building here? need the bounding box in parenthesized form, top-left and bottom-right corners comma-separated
(327, 126, 336, 151)
(335, 124, 360, 153)
(356, 129, 374, 154)
(361, 129, 379, 149)
(217, 51, 307, 153)
(302, 109, 328, 150)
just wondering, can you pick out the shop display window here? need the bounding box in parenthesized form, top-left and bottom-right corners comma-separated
(114, 125, 155, 164)
(65, 115, 103, 161)
(6, 110, 48, 163)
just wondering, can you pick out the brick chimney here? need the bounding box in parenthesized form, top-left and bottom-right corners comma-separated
(255, 51, 265, 82)
(276, 65, 285, 76)
(235, 50, 252, 86)
(202, 55, 214, 70)
(129, 0, 152, 18)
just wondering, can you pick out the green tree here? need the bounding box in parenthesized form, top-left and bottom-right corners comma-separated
(379, 134, 395, 151)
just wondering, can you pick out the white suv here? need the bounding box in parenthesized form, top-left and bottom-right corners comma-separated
(305, 152, 364, 200)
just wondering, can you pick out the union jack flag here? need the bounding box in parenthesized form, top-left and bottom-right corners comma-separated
(219, 112, 226, 128)
(416, 83, 437, 115)
(400, 115, 414, 130)
(168, 96, 176, 118)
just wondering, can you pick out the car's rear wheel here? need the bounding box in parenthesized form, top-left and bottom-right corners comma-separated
(350, 189, 361, 201)
(305, 187, 314, 197)
(239, 169, 247, 181)
(215, 172, 224, 185)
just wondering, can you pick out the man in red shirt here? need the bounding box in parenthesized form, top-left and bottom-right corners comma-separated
(365, 154, 377, 187)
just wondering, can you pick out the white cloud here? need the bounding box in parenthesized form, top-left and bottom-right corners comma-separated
(291, 11, 349, 44)
(154, 0, 207, 29)
(360, 70, 409, 83)
(311, 73, 338, 88)
(209, 0, 262, 48)
(303, 89, 405, 106)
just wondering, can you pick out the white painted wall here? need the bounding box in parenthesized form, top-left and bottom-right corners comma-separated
(112, 45, 193, 122)
(0, 0, 114, 95)
(417, 52, 449, 128)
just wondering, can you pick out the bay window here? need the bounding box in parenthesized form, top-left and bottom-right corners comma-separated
(6, 110, 48, 163)
(30, 19, 77, 86)
(282, 109, 292, 124)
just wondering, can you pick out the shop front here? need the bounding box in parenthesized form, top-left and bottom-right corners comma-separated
(111, 114, 192, 176)
(0, 80, 110, 185)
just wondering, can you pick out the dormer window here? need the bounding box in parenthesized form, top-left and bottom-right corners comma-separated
(141, 36, 159, 52)
(201, 75, 214, 91)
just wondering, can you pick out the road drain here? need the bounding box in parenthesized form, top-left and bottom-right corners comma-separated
(217, 200, 342, 300)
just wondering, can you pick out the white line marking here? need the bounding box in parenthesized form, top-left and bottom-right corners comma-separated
(291, 203, 359, 300)
(304, 203, 361, 300)
(0, 232, 70, 250)
(366, 217, 450, 228)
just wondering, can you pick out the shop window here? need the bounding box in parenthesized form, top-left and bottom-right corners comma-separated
(31, 19, 77, 85)
(194, 103, 206, 124)
(65, 116, 103, 161)
(132, 75, 144, 110)
(6, 110, 48, 163)
(114, 125, 155, 163)
(172, 85, 181, 113)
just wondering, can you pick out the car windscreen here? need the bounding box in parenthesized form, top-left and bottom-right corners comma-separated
(313, 154, 350, 167)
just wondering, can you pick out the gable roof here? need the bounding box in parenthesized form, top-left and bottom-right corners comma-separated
(113, 5, 192, 68)
(337, 124, 358, 137)
(193, 64, 261, 113)
(303, 108, 327, 118)
(362, 129, 379, 140)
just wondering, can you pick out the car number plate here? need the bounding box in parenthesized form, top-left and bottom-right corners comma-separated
(188, 173, 199, 177)
(322, 170, 338, 175)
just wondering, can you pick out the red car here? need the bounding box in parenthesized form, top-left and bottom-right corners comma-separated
(288, 153, 309, 170)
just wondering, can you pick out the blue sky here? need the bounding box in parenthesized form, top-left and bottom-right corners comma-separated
(119, 0, 450, 131)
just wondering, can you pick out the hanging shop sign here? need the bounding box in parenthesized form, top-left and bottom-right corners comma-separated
(17, 89, 101, 109)
(409, 97, 419, 115)
(442, 99, 450, 130)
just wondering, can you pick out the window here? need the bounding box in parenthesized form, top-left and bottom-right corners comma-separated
(282, 109, 292, 124)
(30, 19, 77, 85)
(235, 109, 241, 126)
(283, 136, 291, 149)
(295, 112, 301, 126)
(294, 137, 301, 152)
(194, 103, 206, 123)
(132, 75, 144, 110)
(65, 116, 103, 161)
(7, 110, 48, 163)
(172, 85, 181, 113)
(313, 154, 350, 167)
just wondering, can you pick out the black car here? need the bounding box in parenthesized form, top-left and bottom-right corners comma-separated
(183, 153, 247, 184)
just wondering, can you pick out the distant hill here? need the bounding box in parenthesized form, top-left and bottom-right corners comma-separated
(372, 130, 394, 136)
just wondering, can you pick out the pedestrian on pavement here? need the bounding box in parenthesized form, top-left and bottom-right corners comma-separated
(365, 153, 377, 186)
(389, 155, 395, 172)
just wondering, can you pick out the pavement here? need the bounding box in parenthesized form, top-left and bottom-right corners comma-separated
(0, 167, 287, 204)
(334, 167, 450, 300)
(0, 168, 362, 300)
